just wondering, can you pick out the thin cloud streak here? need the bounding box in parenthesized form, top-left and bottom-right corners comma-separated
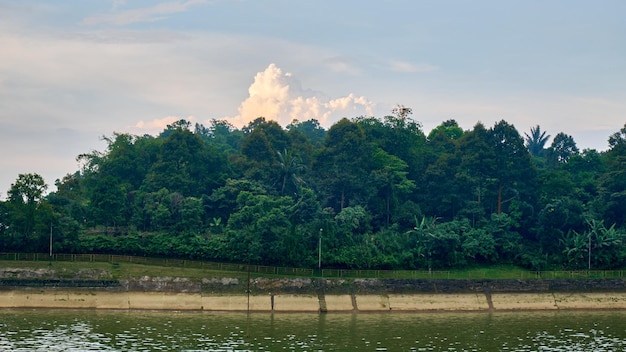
(389, 60, 439, 73)
(82, 0, 209, 26)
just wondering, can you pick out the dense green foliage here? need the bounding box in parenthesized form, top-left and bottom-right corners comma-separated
(2, 114, 625, 271)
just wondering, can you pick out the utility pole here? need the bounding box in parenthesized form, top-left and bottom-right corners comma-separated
(318, 228, 323, 270)
(587, 233, 591, 271)
(49, 223, 53, 257)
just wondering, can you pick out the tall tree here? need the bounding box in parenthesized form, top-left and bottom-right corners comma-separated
(145, 126, 229, 197)
(6, 173, 49, 251)
(286, 119, 326, 148)
(369, 148, 415, 227)
(8, 173, 48, 205)
(314, 118, 373, 211)
(89, 175, 125, 230)
(524, 125, 550, 157)
(428, 119, 464, 141)
(275, 148, 305, 196)
(546, 132, 579, 166)
(356, 111, 427, 183)
(599, 124, 626, 227)
(489, 121, 538, 217)
(195, 119, 243, 155)
(238, 119, 290, 187)
(455, 123, 496, 223)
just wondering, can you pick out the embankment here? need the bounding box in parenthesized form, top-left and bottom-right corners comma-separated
(2, 268, 626, 312)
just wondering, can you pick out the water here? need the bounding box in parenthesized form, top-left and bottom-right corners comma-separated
(1, 309, 626, 351)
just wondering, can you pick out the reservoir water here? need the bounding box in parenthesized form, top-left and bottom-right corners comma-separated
(2, 309, 626, 351)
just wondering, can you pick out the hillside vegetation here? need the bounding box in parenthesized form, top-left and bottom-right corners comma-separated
(2, 111, 625, 271)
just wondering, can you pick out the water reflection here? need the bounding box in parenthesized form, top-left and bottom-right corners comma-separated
(1, 309, 626, 351)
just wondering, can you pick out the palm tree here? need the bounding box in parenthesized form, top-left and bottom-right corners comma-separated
(524, 125, 550, 157)
(276, 148, 305, 196)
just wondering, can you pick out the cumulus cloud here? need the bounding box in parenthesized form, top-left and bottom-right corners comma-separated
(231, 64, 375, 127)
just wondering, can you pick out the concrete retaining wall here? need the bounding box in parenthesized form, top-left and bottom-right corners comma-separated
(3, 273, 626, 312)
(3, 289, 626, 312)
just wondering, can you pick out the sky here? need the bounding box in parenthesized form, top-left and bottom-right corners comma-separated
(1, 0, 625, 197)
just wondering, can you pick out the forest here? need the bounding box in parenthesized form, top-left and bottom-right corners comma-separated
(1, 108, 625, 271)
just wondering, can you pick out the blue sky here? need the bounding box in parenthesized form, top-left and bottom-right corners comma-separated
(1, 0, 625, 195)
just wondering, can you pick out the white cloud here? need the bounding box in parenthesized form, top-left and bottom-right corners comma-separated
(231, 64, 375, 127)
(322, 56, 361, 75)
(389, 60, 439, 73)
(82, 0, 208, 26)
(112, 0, 126, 11)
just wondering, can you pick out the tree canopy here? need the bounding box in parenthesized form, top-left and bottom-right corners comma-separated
(2, 117, 624, 271)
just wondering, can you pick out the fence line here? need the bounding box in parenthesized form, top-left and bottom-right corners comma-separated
(0, 252, 624, 280)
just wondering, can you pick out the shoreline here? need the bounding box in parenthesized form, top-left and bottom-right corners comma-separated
(3, 289, 626, 312)
(3, 272, 626, 312)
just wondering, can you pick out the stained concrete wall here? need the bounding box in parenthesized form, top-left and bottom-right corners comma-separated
(3, 272, 626, 312)
(3, 289, 626, 312)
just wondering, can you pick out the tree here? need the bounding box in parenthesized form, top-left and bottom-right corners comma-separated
(524, 125, 550, 157)
(286, 119, 326, 148)
(461, 225, 498, 265)
(238, 119, 290, 187)
(144, 126, 230, 197)
(422, 152, 461, 220)
(98, 133, 146, 190)
(275, 148, 305, 196)
(225, 192, 298, 265)
(356, 110, 426, 182)
(238, 126, 274, 181)
(455, 123, 496, 224)
(608, 123, 626, 151)
(334, 205, 372, 246)
(370, 149, 415, 227)
(134, 188, 172, 231)
(0, 200, 8, 250)
(391, 104, 413, 119)
(599, 124, 626, 227)
(536, 196, 586, 256)
(196, 119, 244, 155)
(206, 179, 268, 226)
(89, 176, 125, 231)
(405, 216, 441, 270)
(179, 196, 204, 232)
(6, 173, 49, 251)
(421, 121, 464, 219)
(585, 218, 625, 269)
(428, 119, 464, 141)
(489, 120, 537, 217)
(313, 118, 373, 211)
(562, 218, 626, 269)
(546, 132, 579, 166)
(8, 173, 47, 205)
(159, 119, 192, 138)
(562, 148, 604, 205)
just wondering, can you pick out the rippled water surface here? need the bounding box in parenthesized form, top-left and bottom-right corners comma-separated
(2, 309, 626, 351)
